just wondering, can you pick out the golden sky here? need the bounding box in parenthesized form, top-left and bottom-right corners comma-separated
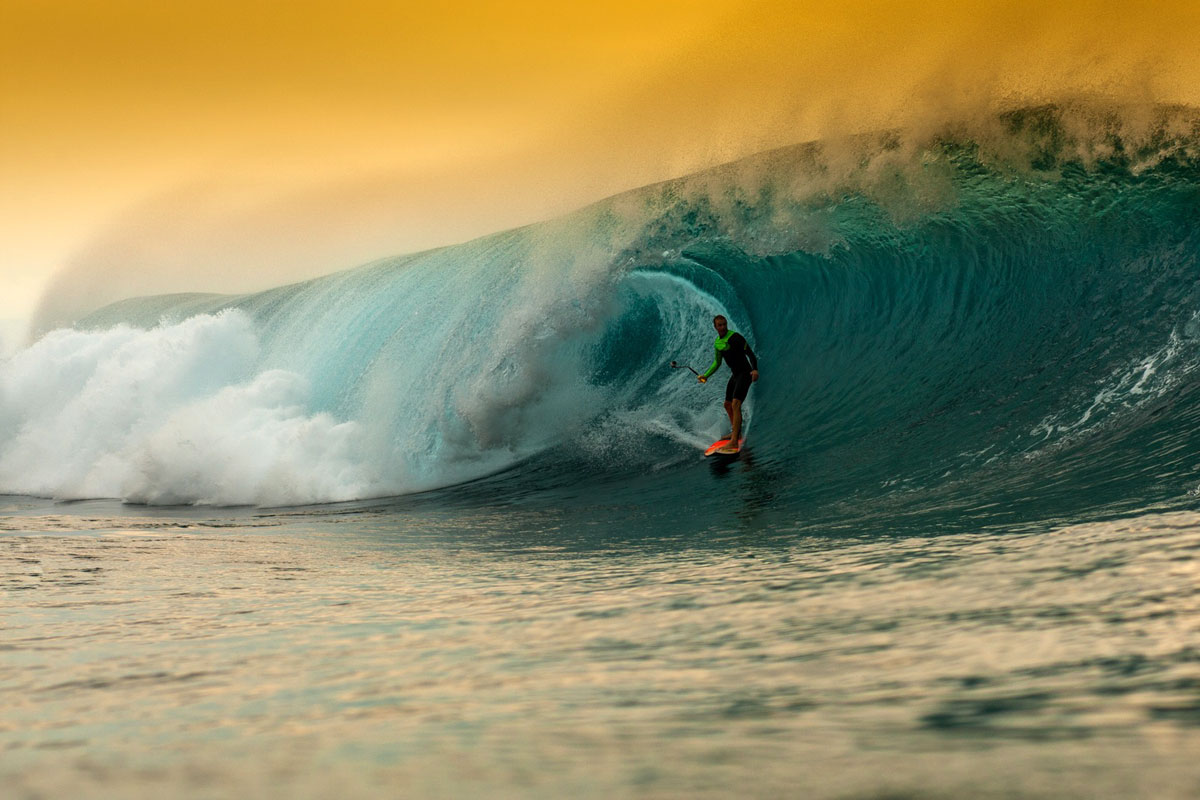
(3, 0, 1199, 333)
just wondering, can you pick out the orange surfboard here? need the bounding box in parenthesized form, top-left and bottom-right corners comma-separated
(704, 437, 746, 457)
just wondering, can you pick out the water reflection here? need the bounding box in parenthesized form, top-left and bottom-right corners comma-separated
(3, 509, 1200, 798)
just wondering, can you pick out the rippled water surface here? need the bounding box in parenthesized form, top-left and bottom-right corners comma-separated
(3, 497, 1199, 799)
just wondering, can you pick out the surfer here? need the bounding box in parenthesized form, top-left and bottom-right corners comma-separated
(698, 315, 758, 454)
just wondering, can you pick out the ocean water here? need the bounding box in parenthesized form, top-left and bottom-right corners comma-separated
(3, 104, 1200, 797)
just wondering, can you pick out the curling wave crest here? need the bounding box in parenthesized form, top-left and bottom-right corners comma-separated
(5, 103, 1200, 526)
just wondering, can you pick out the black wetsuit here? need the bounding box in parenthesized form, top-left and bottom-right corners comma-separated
(701, 331, 758, 402)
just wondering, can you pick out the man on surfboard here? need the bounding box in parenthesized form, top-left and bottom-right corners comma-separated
(698, 315, 758, 454)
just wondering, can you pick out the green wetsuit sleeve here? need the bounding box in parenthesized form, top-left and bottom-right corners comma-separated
(701, 348, 721, 379)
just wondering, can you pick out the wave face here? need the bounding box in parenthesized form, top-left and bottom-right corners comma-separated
(4, 105, 1200, 528)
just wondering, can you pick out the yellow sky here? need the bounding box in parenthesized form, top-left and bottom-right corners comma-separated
(3, 0, 1199, 333)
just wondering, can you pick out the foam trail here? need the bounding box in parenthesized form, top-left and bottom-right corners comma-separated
(0, 312, 376, 505)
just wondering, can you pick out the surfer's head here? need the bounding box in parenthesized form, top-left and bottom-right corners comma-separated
(713, 315, 728, 336)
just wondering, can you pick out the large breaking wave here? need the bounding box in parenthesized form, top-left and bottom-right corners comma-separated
(4, 103, 1200, 529)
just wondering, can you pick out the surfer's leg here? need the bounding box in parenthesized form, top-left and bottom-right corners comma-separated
(729, 398, 743, 448)
(723, 377, 738, 439)
(722, 373, 751, 452)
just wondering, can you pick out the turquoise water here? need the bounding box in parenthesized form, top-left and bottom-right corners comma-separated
(3, 105, 1200, 796)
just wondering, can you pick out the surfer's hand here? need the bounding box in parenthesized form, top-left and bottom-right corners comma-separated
(697, 376, 706, 383)
(751, 370, 759, 382)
